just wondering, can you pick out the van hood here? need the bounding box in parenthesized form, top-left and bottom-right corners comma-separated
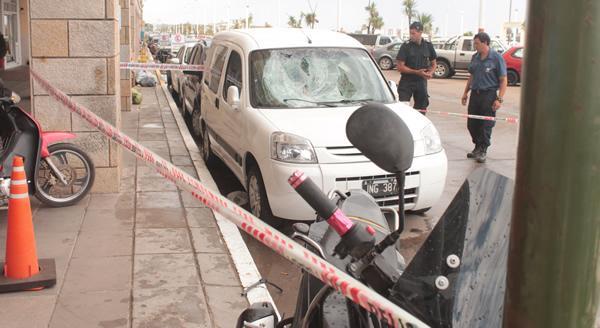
(257, 102, 431, 149)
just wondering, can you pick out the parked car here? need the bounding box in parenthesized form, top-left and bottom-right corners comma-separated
(373, 42, 402, 70)
(503, 46, 523, 86)
(196, 28, 448, 223)
(167, 42, 197, 98)
(434, 35, 508, 78)
(180, 41, 210, 136)
(347, 33, 395, 50)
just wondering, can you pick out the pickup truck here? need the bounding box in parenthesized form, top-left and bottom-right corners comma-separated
(434, 35, 508, 78)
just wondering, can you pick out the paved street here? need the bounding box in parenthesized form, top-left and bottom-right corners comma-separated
(175, 72, 521, 315)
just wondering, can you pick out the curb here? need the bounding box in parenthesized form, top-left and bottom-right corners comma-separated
(156, 73, 279, 316)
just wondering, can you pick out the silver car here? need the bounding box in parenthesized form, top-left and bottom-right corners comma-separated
(373, 42, 402, 70)
(168, 42, 197, 99)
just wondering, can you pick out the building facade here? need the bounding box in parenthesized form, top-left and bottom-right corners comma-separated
(0, 0, 144, 193)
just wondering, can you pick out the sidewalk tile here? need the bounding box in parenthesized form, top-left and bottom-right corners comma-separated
(135, 228, 192, 254)
(137, 176, 178, 192)
(50, 290, 129, 328)
(136, 208, 187, 228)
(81, 208, 134, 231)
(0, 296, 56, 328)
(33, 205, 86, 233)
(185, 208, 216, 228)
(136, 192, 181, 209)
(132, 286, 210, 328)
(190, 227, 227, 254)
(88, 193, 134, 210)
(204, 285, 248, 328)
(134, 253, 199, 289)
(180, 191, 207, 208)
(197, 253, 240, 286)
(72, 229, 133, 258)
(171, 156, 193, 166)
(61, 257, 132, 294)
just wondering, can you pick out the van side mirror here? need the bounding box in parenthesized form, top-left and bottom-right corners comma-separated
(388, 80, 399, 101)
(169, 58, 180, 64)
(227, 85, 240, 109)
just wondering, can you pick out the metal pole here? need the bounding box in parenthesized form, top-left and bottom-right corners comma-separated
(337, 0, 341, 31)
(478, 0, 484, 31)
(504, 0, 600, 327)
(245, 0, 249, 29)
(508, 0, 513, 23)
(278, 0, 281, 28)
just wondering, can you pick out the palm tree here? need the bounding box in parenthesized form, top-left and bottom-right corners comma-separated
(288, 15, 302, 28)
(417, 13, 433, 37)
(403, 0, 417, 28)
(304, 12, 318, 29)
(304, 0, 318, 29)
(365, 1, 384, 34)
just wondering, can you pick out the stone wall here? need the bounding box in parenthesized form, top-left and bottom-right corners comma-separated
(29, 0, 121, 193)
(119, 0, 143, 112)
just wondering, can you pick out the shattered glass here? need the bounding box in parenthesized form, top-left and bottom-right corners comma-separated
(250, 48, 394, 108)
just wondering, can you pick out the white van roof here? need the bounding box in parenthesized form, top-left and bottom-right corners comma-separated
(212, 28, 364, 51)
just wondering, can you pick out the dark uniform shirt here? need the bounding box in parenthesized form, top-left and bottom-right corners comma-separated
(396, 39, 437, 81)
(468, 49, 507, 91)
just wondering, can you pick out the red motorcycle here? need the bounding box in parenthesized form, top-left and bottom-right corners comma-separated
(0, 87, 95, 207)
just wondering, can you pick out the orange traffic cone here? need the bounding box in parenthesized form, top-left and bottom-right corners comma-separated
(0, 156, 56, 292)
(4, 156, 39, 279)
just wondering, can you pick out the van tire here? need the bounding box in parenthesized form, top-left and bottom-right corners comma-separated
(247, 165, 277, 226)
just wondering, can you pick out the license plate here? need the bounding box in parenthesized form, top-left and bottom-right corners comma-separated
(362, 178, 398, 198)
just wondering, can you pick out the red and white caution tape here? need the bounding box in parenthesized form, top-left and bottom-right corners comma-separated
(418, 109, 519, 124)
(29, 69, 429, 328)
(120, 62, 205, 71)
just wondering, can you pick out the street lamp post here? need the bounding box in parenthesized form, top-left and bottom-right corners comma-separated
(478, 0, 484, 31)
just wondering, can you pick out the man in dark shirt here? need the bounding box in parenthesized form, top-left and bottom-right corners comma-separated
(396, 22, 437, 114)
(461, 32, 508, 163)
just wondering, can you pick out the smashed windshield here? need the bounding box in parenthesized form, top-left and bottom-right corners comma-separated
(250, 48, 394, 108)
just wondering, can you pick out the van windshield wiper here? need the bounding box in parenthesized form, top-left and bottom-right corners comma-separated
(319, 98, 374, 106)
(283, 98, 337, 107)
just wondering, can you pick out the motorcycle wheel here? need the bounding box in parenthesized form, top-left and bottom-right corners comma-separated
(35, 143, 95, 207)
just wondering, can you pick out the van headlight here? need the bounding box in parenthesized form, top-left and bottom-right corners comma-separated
(421, 123, 443, 155)
(271, 132, 317, 163)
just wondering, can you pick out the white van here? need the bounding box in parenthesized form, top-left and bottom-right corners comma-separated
(196, 28, 447, 222)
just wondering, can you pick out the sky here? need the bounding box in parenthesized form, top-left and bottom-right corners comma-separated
(143, 0, 528, 38)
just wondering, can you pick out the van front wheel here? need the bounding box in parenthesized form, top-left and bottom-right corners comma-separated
(247, 165, 277, 226)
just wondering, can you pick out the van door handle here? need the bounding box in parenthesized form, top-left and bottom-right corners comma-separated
(460, 53, 466, 56)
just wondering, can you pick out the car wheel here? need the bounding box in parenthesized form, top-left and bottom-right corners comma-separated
(191, 104, 202, 138)
(378, 57, 393, 70)
(247, 164, 277, 226)
(434, 61, 451, 79)
(507, 70, 519, 86)
(200, 125, 216, 165)
(181, 89, 191, 120)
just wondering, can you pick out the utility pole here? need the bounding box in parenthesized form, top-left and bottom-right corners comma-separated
(277, 0, 281, 27)
(245, 0, 250, 29)
(337, 0, 341, 32)
(504, 0, 600, 326)
(478, 0, 484, 32)
(508, 0, 513, 23)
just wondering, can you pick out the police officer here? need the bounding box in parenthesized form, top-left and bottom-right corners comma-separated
(396, 22, 437, 114)
(461, 32, 508, 163)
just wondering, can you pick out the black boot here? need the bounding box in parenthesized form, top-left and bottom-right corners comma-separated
(467, 145, 481, 159)
(476, 148, 487, 163)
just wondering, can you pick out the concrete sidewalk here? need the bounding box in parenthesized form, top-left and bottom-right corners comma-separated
(0, 82, 268, 327)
